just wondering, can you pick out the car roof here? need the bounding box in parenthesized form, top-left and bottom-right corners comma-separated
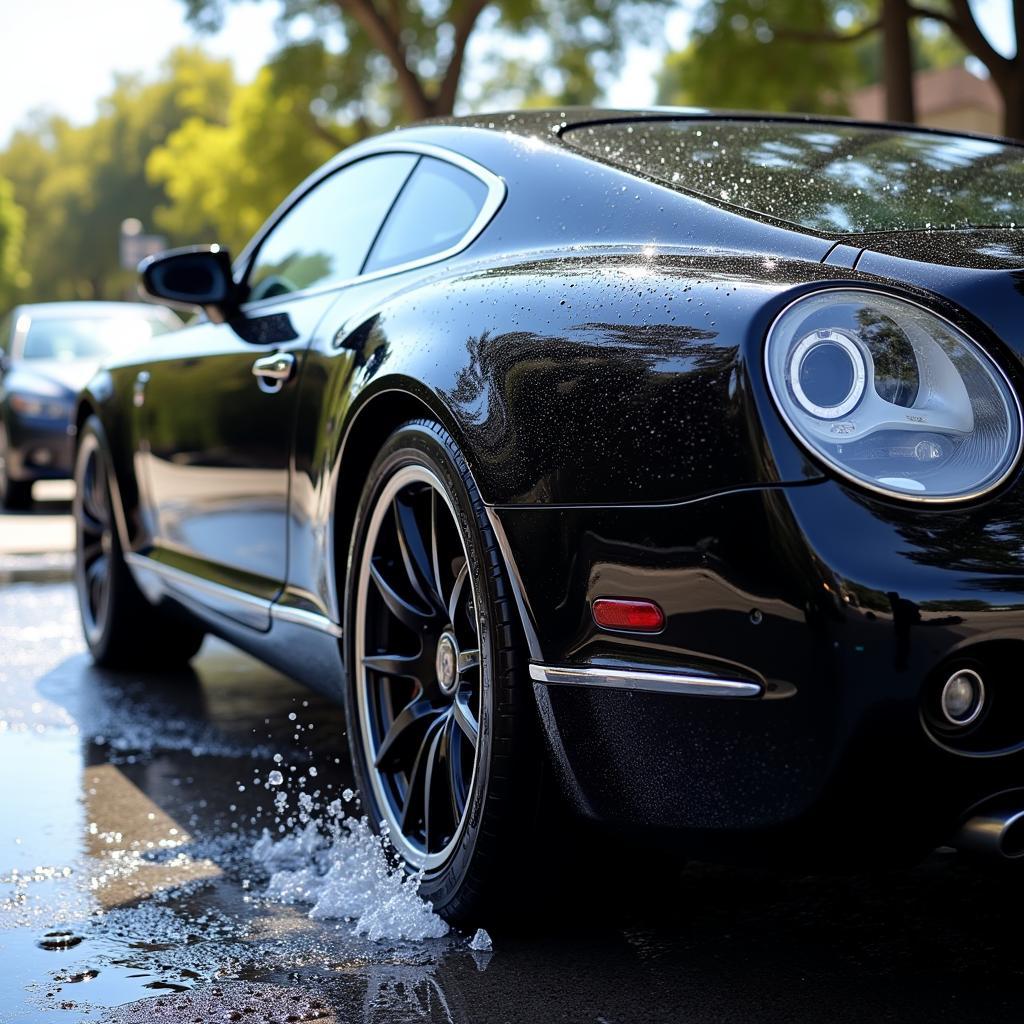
(430, 106, 1015, 148)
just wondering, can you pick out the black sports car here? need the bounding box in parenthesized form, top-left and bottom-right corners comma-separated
(74, 110, 1024, 920)
(0, 301, 179, 509)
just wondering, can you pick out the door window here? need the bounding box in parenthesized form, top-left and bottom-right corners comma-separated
(246, 153, 417, 303)
(364, 157, 489, 274)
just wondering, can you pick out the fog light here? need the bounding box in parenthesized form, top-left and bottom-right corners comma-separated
(941, 669, 985, 726)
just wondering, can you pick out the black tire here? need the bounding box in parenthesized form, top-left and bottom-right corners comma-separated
(74, 416, 205, 670)
(0, 422, 32, 511)
(343, 420, 541, 923)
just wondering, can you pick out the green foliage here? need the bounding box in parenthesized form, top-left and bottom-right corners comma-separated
(148, 49, 349, 253)
(181, 0, 672, 121)
(0, 177, 28, 308)
(656, 0, 969, 116)
(0, 49, 235, 303)
(656, 0, 872, 114)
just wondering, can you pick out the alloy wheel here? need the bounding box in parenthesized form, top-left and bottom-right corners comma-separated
(75, 441, 114, 644)
(355, 464, 482, 870)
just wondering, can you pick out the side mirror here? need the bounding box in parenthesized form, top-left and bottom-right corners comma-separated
(139, 245, 240, 324)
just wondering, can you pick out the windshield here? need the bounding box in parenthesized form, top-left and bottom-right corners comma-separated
(563, 119, 1024, 235)
(21, 314, 173, 362)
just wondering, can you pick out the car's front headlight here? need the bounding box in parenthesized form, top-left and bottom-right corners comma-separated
(9, 392, 73, 420)
(765, 289, 1022, 501)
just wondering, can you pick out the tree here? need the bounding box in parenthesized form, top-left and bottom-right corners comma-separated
(0, 177, 28, 309)
(883, 0, 915, 122)
(656, 0, 996, 130)
(181, 0, 671, 125)
(0, 49, 235, 302)
(909, 1, 1024, 137)
(147, 47, 352, 252)
(656, 1, 875, 115)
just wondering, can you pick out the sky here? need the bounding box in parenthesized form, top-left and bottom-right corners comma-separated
(0, 0, 1015, 146)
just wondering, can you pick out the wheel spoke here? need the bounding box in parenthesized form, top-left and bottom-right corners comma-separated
(81, 538, 104, 564)
(430, 488, 443, 609)
(86, 555, 108, 615)
(374, 697, 437, 770)
(447, 561, 468, 625)
(399, 716, 445, 836)
(394, 495, 441, 610)
(451, 691, 479, 748)
(362, 651, 421, 682)
(445, 715, 468, 818)
(422, 721, 453, 851)
(370, 561, 432, 631)
(82, 459, 108, 526)
(457, 647, 479, 675)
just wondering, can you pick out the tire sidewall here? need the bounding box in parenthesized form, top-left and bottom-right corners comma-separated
(343, 421, 496, 910)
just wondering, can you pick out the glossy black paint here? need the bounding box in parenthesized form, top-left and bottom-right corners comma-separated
(140, 245, 239, 323)
(77, 110, 1024, 860)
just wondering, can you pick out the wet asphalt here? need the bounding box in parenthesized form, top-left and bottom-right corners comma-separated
(2, 499, 1024, 1022)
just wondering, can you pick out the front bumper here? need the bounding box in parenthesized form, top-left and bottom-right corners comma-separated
(5, 415, 75, 481)
(496, 478, 1024, 859)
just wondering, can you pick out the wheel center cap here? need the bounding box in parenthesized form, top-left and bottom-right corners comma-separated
(435, 632, 459, 696)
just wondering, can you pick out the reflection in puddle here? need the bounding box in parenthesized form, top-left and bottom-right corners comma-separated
(5, 579, 1024, 1023)
(0, 580, 465, 1022)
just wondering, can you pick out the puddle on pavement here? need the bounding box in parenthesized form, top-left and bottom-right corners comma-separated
(6, 581, 1024, 1022)
(0, 579, 476, 1022)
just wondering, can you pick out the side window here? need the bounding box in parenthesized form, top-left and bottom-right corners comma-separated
(364, 157, 489, 274)
(246, 153, 418, 303)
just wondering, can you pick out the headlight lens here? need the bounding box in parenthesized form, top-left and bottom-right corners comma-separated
(765, 290, 1022, 500)
(10, 393, 73, 420)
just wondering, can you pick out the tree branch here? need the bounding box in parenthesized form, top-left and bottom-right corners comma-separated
(771, 19, 881, 45)
(435, 0, 491, 115)
(332, 0, 431, 119)
(909, 1, 1014, 79)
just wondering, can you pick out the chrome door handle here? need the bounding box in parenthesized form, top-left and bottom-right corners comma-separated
(252, 352, 295, 394)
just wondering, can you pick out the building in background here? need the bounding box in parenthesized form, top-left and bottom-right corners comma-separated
(849, 66, 1002, 137)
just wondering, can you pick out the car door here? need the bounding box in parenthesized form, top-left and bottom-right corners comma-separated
(137, 152, 418, 628)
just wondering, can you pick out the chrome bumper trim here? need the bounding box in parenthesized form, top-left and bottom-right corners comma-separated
(528, 663, 763, 698)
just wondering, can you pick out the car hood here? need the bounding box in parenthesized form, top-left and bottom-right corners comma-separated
(5, 359, 99, 397)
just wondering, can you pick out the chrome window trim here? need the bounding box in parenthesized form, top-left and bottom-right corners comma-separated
(528, 663, 763, 698)
(237, 141, 507, 316)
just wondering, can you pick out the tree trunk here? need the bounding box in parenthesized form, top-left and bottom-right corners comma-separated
(882, 0, 915, 123)
(997, 75, 1024, 139)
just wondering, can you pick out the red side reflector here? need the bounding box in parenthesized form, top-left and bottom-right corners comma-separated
(592, 598, 665, 632)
